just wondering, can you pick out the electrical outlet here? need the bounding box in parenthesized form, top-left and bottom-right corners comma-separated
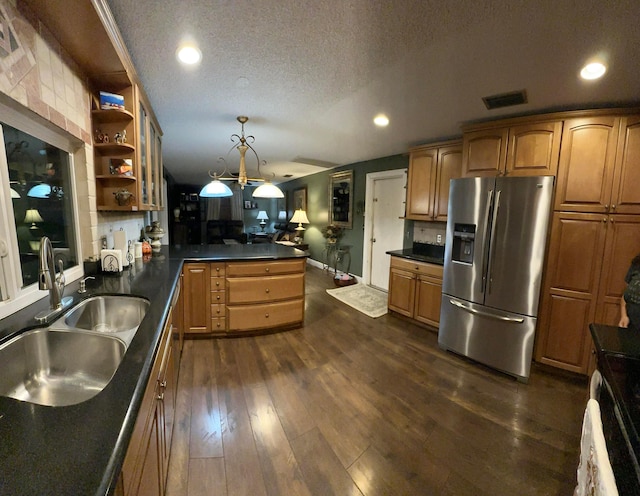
(437, 234, 442, 244)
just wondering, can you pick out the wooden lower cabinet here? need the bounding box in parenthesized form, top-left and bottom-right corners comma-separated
(388, 256, 443, 328)
(182, 263, 210, 333)
(120, 308, 177, 496)
(535, 212, 640, 374)
(226, 259, 306, 333)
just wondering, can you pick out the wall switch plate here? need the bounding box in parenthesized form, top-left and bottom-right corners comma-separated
(437, 234, 442, 244)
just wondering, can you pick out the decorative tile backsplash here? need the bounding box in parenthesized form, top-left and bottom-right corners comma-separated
(413, 221, 446, 245)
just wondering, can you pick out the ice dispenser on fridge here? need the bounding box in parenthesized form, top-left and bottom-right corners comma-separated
(451, 223, 475, 264)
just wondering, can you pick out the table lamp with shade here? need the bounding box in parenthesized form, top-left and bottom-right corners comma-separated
(290, 209, 310, 244)
(256, 210, 269, 231)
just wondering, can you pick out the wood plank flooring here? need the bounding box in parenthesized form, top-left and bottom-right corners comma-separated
(165, 265, 587, 496)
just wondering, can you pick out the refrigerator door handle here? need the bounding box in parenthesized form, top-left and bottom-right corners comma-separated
(448, 298, 525, 323)
(480, 189, 494, 294)
(486, 189, 501, 294)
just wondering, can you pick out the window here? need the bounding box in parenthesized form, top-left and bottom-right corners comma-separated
(0, 100, 82, 319)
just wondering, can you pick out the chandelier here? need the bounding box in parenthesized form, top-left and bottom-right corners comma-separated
(200, 116, 284, 198)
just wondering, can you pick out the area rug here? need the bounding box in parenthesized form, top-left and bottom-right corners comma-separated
(326, 283, 388, 318)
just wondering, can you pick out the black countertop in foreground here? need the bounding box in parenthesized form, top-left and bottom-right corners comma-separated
(0, 244, 307, 496)
(590, 323, 640, 488)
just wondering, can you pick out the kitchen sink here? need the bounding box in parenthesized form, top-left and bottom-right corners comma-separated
(0, 328, 125, 406)
(51, 295, 150, 347)
(0, 295, 150, 407)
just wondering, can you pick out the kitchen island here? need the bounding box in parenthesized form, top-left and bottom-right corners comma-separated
(0, 244, 307, 496)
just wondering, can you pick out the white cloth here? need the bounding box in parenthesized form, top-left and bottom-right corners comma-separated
(575, 399, 619, 496)
(590, 370, 603, 400)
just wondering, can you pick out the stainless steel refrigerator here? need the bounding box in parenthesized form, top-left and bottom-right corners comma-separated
(438, 176, 554, 382)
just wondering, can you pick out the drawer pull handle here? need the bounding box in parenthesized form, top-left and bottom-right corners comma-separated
(216, 322, 221, 327)
(216, 295, 221, 300)
(265, 288, 270, 293)
(159, 380, 167, 388)
(216, 267, 220, 272)
(215, 281, 220, 286)
(265, 313, 269, 318)
(265, 267, 270, 272)
(157, 393, 164, 401)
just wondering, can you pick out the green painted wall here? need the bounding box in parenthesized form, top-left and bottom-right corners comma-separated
(279, 154, 409, 276)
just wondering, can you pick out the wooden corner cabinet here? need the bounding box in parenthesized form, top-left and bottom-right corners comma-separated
(388, 256, 443, 329)
(92, 82, 163, 212)
(405, 140, 462, 222)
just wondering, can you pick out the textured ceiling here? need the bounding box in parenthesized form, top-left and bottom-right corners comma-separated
(106, 0, 640, 186)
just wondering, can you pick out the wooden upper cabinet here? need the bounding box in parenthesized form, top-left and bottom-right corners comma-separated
(433, 145, 462, 221)
(405, 147, 437, 220)
(406, 141, 461, 222)
(610, 115, 640, 214)
(462, 127, 507, 177)
(554, 116, 620, 212)
(462, 121, 561, 177)
(506, 121, 562, 176)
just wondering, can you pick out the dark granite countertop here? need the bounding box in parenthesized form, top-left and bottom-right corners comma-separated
(386, 245, 445, 266)
(590, 323, 640, 488)
(0, 244, 307, 496)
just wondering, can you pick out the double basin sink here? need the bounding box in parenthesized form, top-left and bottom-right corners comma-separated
(0, 295, 149, 407)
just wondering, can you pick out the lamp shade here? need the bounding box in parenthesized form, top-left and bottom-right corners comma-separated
(199, 178, 233, 197)
(290, 209, 309, 226)
(256, 210, 269, 221)
(253, 180, 284, 198)
(27, 183, 52, 198)
(24, 208, 43, 229)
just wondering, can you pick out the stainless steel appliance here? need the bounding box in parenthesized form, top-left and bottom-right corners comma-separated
(438, 176, 554, 382)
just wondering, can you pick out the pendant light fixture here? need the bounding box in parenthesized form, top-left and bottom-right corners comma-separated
(201, 116, 285, 199)
(199, 171, 233, 198)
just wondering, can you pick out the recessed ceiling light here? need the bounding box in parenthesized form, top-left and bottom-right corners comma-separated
(580, 61, 606, 80)
(176, 43, 202, 65)
(373, 114, 389, 127)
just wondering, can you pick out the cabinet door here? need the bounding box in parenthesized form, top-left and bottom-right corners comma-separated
(554, 116, 620, 212)
(462, 127, 508, 177)
(535, 212, 607, 374)
(505, 121, 562, 176)
(433, 145, 462, 221)
(414, 276, 442, 328)
(182, 263, 211, 333)
(135, 403, 162, 496)
(595, 215, 640, 325)
(611, 115, 640, 214)
(158, 319, 176, 484)
(388, 268, 416, 317)
(405, 147, 437, 220)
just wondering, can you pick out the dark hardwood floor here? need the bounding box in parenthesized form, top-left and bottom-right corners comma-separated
(165, 265, 587, 496)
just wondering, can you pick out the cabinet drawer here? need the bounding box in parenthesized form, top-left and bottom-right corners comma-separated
(227, 299, 304, 331)
(227, 274, 304, 304)
(211, 290, 226, 304)
(210, 262, 226, 276)
(211, 303, 226, 317)
(211, 316, 226, 331)
(210, 277, 224, 290)
(390, 257, 443, 279)
(227, 259, 305, 277)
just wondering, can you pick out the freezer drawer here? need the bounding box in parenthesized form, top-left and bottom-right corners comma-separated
(438, 296, 537, 381)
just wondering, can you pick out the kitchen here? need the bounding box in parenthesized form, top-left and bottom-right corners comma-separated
(0, 0, 639, 495)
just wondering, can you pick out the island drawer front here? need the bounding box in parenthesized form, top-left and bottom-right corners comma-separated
(226, 274, 304, 304)
(211, 316, 226, 331)
(211, 303, 226, 317)
(211, 290, 226, 304)
(226, 259, 305, 277)
(210, 277, 225, 290)
(390, 257, 443, 279)
(210, 262, 226, 275)
(227, 299, 304, 331)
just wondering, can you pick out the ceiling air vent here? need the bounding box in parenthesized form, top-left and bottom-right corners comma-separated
(283, 174, 293, 178)
(482, 90, 527, 110)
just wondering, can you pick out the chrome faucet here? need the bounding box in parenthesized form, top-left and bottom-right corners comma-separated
(35, 236, 70, 323)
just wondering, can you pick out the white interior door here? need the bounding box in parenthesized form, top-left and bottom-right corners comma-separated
(364, 170, 407, 291)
